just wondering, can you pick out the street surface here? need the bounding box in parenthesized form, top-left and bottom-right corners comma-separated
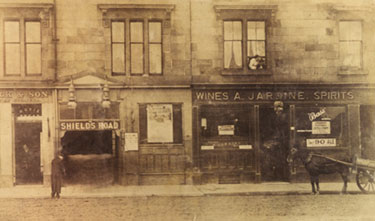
(0, 194, 374, 221)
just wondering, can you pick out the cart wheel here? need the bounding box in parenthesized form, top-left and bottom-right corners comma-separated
(356, 169, 375, 193)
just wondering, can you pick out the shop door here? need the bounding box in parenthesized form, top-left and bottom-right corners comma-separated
(259, 103, 290, 182)
(15, 122, 43, 185)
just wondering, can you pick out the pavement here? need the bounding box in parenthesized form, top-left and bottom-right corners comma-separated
(0, 182, 368, 199)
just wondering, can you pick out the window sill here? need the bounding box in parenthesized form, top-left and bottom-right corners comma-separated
(221, 69, 272, 76)
(338, 69, 368, 76)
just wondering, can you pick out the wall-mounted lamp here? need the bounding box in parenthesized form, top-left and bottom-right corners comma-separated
(67, 77, 77, 109)
(101, 77, 111, 109)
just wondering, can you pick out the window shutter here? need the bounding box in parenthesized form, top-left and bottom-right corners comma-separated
(139, 104, 148, 143)
(173, 104, 182, 143)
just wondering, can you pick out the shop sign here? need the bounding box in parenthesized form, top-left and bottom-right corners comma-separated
(125, 133, 138, 151)
(0, 90, 51, 102)
(218, 125, 234, 135)
(306, 138, 336, 147)
(60, 120, 120, 131)
(312, 121, 331, 134)
(201, 145, 214, 150)
(194, 90, 355, 102)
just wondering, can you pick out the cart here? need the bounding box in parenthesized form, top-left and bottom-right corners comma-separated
(311, 154, 375, 193)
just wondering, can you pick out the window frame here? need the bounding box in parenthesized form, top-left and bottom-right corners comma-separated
(338, 20, 363, 72)
(99, 4, 174, 77)
(0, 4, 53, 80)
(215, 6, 276, 75)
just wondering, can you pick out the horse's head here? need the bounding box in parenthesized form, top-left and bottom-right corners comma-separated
(287, 147, 298, 164)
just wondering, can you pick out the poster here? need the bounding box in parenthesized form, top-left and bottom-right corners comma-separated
(124, 133, 138, 151)
(147, 104, 173, 142)
(312, 121, 331, 134)
(218, 125, 234, 135)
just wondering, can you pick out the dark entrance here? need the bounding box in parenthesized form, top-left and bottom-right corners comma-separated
(61, 130, 118, 185)
(360, 105, 375, 160)
(15, 122, 43, 184)
(259, 104, 290, 182)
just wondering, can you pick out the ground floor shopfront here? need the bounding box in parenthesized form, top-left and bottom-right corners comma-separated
(191, 84, 375, 184)
(0, 82, 374, 187)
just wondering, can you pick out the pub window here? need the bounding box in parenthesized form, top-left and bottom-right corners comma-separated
(111, 20, 163, 75)
(4, 20, 41, 76)
(295, 106, 348, 148)
(339, 21, 362, 70)
(139, 103, 182, 144)
(199, 105, 252, 149)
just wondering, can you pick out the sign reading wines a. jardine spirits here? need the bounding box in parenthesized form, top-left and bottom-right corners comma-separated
(60, 120, 120, 131)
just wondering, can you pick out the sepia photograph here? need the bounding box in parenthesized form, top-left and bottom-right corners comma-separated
(0, 0, 374, 220)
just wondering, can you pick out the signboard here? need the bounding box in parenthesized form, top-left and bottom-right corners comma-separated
(218, 125, 234, 135)
(0, 89, 51, 102)
(312, 121, 331, 134)
(60, 121, 120, 131)
(201, 145, 214, 150)
(239, 145, 252, 150)
(125, 133, 138, 151)
(306, 138, 336, 147)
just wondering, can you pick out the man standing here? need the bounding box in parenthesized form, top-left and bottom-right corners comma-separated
(51, 154, 65, 199)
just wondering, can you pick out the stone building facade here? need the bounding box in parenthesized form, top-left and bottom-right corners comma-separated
(0, 0, 374, 187)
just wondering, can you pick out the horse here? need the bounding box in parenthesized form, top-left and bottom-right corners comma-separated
(287, 147, 350, 194)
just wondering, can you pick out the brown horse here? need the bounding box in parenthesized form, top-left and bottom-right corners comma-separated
(287, 147, 350, 194)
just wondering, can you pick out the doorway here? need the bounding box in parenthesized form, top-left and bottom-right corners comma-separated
(259, 104, 290, 182)
(61, 130, 118, 185)
(15, 122, 43, 185)
(360, 105, 375, 160)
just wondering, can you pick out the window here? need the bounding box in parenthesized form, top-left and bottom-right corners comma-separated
(100, 4, 174, 76)
(295, 106, 348, 149)
(200, 105, 253, 149)
(0, 4, 53, 79)
(215, 6, 276, 75)
(339, 21, 362, 70)
(139, 103, 182, 144)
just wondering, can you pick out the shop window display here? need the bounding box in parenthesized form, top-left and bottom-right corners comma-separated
(295, 106, 348, 148)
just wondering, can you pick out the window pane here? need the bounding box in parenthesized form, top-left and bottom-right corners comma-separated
(339, 21, 362, 41)
(247, 22, 256, 40)
(224, 41, 242, 68)
(112, 44, 125, 73)
(149, 22, 161, 43)
(256, 21, 265, 40)
(340, 42, 361, 67)
(111, 22, 125, 43)
(25, 22, 41, 43)
(4, 21, 20, 42)
(149, 44, 162, 74)
(130, 22, 143, 43)
(5, 44, 21, 75)
(131, 44, 144, 74)
(224, 21, 242, 40)
(295, 106, 347, 148)
(26, 44, 41, 74)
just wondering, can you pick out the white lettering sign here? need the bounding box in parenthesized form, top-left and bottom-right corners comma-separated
(218, 125, 234, 135)
(201, 145, 214, 150)
(308, 108, 326, 121)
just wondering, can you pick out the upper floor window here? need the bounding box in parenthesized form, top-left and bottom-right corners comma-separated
(99, 4, 174, 76)
(0, 4, 53, 80)
(4, 20, 41, 76)
(215, 6, 276, 75)
(339, 21, 362, 71)
(111, 20, 162, 75)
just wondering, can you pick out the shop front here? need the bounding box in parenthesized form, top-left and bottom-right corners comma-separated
(0, 89, 55, 187)
(192, 85, 375, 184)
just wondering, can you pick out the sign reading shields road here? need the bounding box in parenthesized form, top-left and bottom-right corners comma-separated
(60, 121, 120, 131)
